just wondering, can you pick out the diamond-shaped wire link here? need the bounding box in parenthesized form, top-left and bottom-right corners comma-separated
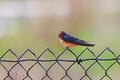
(0, 47, 120, 80)
(96, 47, 117, 80)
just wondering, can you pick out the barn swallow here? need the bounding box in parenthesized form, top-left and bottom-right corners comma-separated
(58, 31, 95, 47)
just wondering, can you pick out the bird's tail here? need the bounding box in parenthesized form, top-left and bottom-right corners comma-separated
(83, 43, 95, 46)
(76, 40, 95, 47)
(80, 43, 95, 47)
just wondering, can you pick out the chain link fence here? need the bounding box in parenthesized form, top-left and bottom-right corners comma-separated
(0, 47, 120, 80)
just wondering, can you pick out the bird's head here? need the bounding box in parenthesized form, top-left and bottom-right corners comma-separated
(58, 31, 66, 38)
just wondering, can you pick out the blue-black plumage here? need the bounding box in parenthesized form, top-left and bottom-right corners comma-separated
(58, 31, 95, 47)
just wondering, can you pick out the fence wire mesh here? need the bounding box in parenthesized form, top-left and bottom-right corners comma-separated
(0, 47, 120, 80)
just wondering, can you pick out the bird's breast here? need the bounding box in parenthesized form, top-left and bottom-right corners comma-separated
(59, 39, 77, 47)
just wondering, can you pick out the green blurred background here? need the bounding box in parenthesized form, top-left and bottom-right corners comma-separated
(0, 0, 120, 80)
(0, 0, 120, 50)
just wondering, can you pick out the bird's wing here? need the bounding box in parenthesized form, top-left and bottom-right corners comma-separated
(63, 33, 93, 46)
(73, 39, 88, 45)
(62, 34, 81, 43)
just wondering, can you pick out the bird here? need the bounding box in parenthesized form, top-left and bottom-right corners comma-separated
(58, 31, 95, 48)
